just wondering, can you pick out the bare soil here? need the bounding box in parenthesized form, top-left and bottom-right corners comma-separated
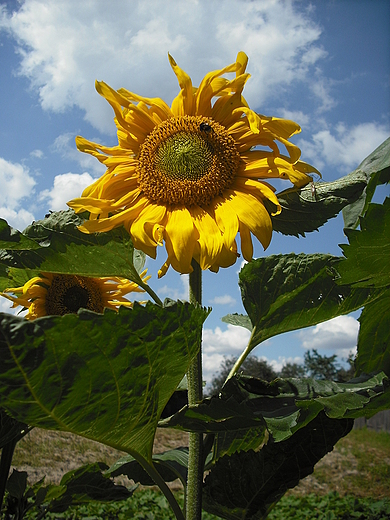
(8, 427, 390, 498)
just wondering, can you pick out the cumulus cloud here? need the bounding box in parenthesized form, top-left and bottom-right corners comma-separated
(298, 315, 359, 359)
(52, 133, 106, 175)
(209, 294, 236, 305)
(298, 122, 390, 173)
(0, 157, 36, 229)
(39, 172, 95, 211)
(1, 0, 326, 132)
(202, 324, 251, 384)
(158, 274, 189, 301)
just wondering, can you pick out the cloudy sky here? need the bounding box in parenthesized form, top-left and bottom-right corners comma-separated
(0, 0, 389, 386)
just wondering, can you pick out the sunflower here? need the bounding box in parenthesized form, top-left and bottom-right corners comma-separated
(1, 271, 150, 320)
(68, 52, 319, 276)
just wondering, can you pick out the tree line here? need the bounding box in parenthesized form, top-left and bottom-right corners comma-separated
(207, 349, 355, 396)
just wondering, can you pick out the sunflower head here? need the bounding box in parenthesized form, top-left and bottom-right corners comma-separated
(1, 271, 150, 320)
(68, 52, 320, 276)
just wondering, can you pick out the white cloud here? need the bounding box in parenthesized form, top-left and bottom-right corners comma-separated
(299, 121, 390, 173)
(0, 206, 35, 231)
(202, 324, 251, 384)
(1, 0, 326, 132)
(0, 157, 36, 229)
(158, 274, 189, 301)
(0, 157, 36, 207)
(298, 315, 359, 358)
(30, 149, 44, 159)
(209, 294, 236, 305)
(39, 172, 95, 211)
(52, 133, 106, 175)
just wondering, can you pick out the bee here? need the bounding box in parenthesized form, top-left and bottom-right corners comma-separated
(199, 122, 212, 133)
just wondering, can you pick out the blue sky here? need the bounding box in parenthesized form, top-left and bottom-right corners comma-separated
(0, 0, 389, 385)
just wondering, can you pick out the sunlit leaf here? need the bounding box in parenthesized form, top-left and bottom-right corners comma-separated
(271, 170, 367, 237)
(342, 137, 390, 229)
(0, 302, 208, 460)
(0, 219, 41, 250)
(338, 199, 390, 289)
(0, 210, 146, 289)
(203, 412, 353, 520)
(230, 253, 369, 352)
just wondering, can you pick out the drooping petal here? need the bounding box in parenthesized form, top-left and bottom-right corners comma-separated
(169, 54, 195, 116)
(190, 206, 224, 270)
(164, 207, 198, 274)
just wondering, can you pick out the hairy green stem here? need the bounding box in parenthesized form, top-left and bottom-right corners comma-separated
(186, 260, 203, 520)
(130, 450, 185, 520)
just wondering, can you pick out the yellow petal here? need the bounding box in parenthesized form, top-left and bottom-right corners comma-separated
(130, 203, 167, 248)
(164, 207, 198, 274)
(190, 206, 223, 270)
(213, 195, 239, 250)
(169, 54, 195, 116)
(238, 222, 253, 261)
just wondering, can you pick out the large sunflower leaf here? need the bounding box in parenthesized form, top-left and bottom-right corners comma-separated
(202, 412, 353, 520)
(223, 253, 369, 352)
(0, 301, 208, 461)
(107, 447, 190, 487)
(160, 373, 388, 445)
(0, 210, 146, 289)
(271, 170, 367, 237)
(337, 199, 390, 376)
(342, 137, 390, 229)
(47, 462, 134, 513)
(338, 199, 390, 289)
(355, 295, 390, 377)
(0, 219, 41, 250)
(0, 409, 29, 449)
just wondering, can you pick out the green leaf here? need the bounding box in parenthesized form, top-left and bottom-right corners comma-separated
(221, 314, 252, 331)
(48, 463, 133, 513)
(202, 412, 353, 520)
(355, 294, 390, 377)
(236, 253, 369, 352)
(343, 137, 390, 229)
(107, 447, 190, 487)
(0, 302, 208, 461)
(0, 409, 29, 448)
(161, 373, 388, 444)
(338, 199, 390, 289)
(160, 392, 268, 459)
(271, 170, 367, 237)
(0, 219, 41, 250)
(0, 210, 146, 287)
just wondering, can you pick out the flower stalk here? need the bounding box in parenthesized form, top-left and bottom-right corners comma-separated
(186, 260, 203, 520)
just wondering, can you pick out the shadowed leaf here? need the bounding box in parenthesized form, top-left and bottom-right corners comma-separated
(0, 302, 208, 460)
(203, 412, 353, 520)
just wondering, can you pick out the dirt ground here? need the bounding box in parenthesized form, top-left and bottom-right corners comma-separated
(10, 427, 189, 489)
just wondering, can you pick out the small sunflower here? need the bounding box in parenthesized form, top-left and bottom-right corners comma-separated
(68, 52, 319, 276)
(1, 271, 150, 320)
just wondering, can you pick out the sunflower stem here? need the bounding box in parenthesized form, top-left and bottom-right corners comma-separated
(225, 325, 257, 382)
(186, 260, 203, 520)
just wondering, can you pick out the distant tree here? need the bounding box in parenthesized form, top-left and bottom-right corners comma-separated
(207, 355, 277, 396)
(303, 349, 339, 380)
(279, 362, 306, 378)
(334, 352, 356, 382)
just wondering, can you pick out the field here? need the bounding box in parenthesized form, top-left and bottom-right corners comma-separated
(3, 426, 390, 519)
